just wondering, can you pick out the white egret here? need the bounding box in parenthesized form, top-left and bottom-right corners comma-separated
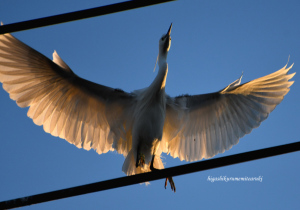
(0, 24, 295, 192)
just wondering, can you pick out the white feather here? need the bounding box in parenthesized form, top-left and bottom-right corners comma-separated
(0, 25, 295, 184)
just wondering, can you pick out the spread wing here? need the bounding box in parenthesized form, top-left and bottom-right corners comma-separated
(162, 65, 295, 161)
(0, 33, 136, 156)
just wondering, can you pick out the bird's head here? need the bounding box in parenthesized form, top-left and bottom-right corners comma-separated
(159, 23, 172, 57)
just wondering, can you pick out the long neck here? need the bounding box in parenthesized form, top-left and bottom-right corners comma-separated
(136, 54, 168, 109)
(150, 55, 168, 93)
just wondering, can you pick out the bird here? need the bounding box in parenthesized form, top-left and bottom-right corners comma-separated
(0, 23, 295, 192)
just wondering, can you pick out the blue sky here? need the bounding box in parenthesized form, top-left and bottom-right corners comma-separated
(0, 0, 299, 209)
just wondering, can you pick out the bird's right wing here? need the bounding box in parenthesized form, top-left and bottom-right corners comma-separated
(0, 33, 136, 156)
(161, 64, 295, 161)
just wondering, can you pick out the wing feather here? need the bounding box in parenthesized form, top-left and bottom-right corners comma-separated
(0, 33, 136, 156)
(162, 64, 295, 161)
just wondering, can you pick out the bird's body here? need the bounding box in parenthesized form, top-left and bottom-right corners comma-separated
(0, 24, 295, 192)
(123, 27, 170, 176)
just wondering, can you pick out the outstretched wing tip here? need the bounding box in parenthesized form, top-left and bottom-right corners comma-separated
(164, 62, 295, 162)
(0, 33, 135, 157)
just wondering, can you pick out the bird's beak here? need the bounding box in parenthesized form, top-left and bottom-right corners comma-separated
(167, 23, 172, 36)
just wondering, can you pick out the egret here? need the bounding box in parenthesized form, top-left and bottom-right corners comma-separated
(0, 24, 295, 192)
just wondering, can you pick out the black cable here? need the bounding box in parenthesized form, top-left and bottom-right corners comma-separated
(0, 141, 299, 209)
(0, 0, 176, 34)
(0, 1, 299, 209)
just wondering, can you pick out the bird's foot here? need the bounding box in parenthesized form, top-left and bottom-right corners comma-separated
(165, 177, 176, 192)
(136, 152, 145, 168)
(151, 155, 176, 192)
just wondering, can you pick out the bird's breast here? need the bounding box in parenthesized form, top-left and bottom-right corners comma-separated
(132, 91, 166, 148)
(132, 100, 166, 164)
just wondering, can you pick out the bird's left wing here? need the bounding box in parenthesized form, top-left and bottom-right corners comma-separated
(0, 33, 136, 156)
(161, 65, 295, 161)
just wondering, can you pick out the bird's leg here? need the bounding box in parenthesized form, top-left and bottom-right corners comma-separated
(136, 144, 145, 168)
(136, 152, 145, 168)
(135, 153, 139, 168)
(150, 154, 176, 192)
(150, 155, 157, 171)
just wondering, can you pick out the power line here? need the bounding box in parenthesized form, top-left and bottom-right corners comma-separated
(0, 0, 176, 34)
(0, 1, 299, 209)
(1, 141, 299, 209)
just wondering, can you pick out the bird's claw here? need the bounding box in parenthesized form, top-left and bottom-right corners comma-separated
(165, 177, 176, 192)
(151, 154, 176, 192)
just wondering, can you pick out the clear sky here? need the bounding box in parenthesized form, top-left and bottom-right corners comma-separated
(0, 0, 299, 209)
